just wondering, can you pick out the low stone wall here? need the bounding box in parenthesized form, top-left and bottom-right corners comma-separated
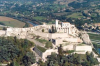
(62, 45, 74, 51)
(0, 64, 7, 66)
(0, 30, 6, 36)
(42, 49, 58, 62)
(55, 38, 63, 45)
(75, 45, 92, 53)
(34, 46, 58, 62)
(32, 30, 70, 39)
(55, 37, 83, 46)
(51, 33, 69, 39)
(64, 37, 83, 43)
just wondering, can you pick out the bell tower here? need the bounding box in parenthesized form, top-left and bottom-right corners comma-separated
(55, 19, 59, 28)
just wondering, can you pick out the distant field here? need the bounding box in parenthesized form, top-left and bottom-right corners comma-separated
(33, 16, 46, 20)
(95, 9, 100, 13)
(0, 16, 25, 27)
(67, 12, 84, 18)
(88, 33, 100, 40)
(53, 12, 67, 16)
(88, 33, 100, 44)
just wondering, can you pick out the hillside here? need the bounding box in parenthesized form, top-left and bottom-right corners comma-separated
(0, 0, 100, 28)
(0, 0, 56, 3)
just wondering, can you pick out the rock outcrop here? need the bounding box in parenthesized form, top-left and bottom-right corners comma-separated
(80, 31, 92, 45)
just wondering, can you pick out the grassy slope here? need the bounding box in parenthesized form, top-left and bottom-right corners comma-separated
(37, 46, 46, 52)
(67, 12, 84, 18)
(0, 16, 25, 27)
(33, 16, 46, 20)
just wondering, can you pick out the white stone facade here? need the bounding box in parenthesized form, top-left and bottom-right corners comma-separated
(0, 30, 6, 36)
(6, 27, 32, 38)
(75, 45, 92, 54)
(55, 20, 77, 35)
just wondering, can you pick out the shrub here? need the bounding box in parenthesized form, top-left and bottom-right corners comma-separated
(42, 29, 44, 32)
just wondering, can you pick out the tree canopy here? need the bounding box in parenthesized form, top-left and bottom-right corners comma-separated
(0, 37, 35, 66)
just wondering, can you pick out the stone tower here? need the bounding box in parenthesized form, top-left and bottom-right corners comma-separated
(55, 19, 59, 28)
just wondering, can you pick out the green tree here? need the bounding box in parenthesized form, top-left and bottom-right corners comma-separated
(45, 41, 52, 48)
(3, 27, 7, 30)
(58, 45, 63, 56)
(64, 61, 69, 66)
(42, 29, 44, 32)
(9, 61, 20, 66)
(22, 52, 36, 66)
(23, 22, 29, 28)
(54, 62, 59, 66)
(96, 26, 99, 30)
(38, 60, 46, 66)
(51, 25, 56, 33)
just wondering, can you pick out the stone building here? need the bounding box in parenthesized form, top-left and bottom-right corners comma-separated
(55, 19, 77, 35)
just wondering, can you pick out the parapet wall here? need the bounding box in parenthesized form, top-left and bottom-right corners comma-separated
(33, 30, 70, 39)
(42, 49, 58, 62)
(75, 45, 92, 52)
(6, 27, 34, 38)
(0, 30, 6, 36)
(6, 26, 71, 39)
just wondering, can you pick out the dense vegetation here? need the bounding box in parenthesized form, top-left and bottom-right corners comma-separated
(50, 25, 57, 33)
(0, 37, 35, 66)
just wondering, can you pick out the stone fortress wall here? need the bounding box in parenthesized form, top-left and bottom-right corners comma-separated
(0, 20, 91, 47)
(0, 20, 90, 46)
(5, 24, 83, 46)
(0, 30, 6, 36)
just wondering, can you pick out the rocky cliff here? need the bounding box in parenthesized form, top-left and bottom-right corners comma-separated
(80, 31, 92, 45)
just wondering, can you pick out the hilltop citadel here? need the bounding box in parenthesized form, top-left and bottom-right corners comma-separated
(0, 20, 92, 61)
